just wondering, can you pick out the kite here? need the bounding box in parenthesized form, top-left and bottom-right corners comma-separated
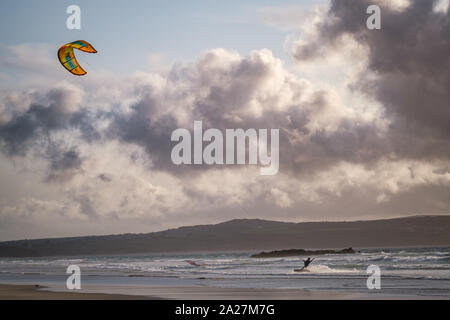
(58, 40, 97, 76)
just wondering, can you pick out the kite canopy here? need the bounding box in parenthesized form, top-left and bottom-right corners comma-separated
(58, 40, 97, 76)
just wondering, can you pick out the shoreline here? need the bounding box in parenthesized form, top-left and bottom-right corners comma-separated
(0, 283, 362, 300)
(0, 283, 432, 300)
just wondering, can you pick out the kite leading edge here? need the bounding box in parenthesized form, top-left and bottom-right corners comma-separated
(58, 40, 97, 76)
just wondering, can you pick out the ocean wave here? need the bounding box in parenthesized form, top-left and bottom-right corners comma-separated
(437, 256, 450, 263)
(301, 264, 360, 274)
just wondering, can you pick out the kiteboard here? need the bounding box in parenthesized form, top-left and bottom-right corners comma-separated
(186, 260, 203, 267)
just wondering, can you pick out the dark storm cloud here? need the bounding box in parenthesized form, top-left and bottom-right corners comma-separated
(49, 149, 82, 171)
(293, 0, 450, 161)
(0, 97, 99, 154)
(0, 86, 100, 179)
(45, 147, 83, 182)
(106, 96, 179, 171)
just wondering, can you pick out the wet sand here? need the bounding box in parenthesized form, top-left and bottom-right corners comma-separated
(0, 283, 366, 300)
(0, 284, 156, 300)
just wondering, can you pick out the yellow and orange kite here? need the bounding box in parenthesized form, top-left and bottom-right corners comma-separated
(58, 40, 97, 76)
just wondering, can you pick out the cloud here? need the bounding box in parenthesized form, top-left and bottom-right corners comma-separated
(433, 0, 450, 13)
(0, 82, 101, 184)
(46, 149, 83, 182)
(292, 0, 450, 160)
(5, 46, 374, 179)
(1, 1, 450, 239)
(104, 48, 392, 178)
(0, 43, 56, 75)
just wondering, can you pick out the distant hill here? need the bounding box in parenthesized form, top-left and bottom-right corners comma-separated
(251, 247, 356, 258)
(0, 215, 449, 257)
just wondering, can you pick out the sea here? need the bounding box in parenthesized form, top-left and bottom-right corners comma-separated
(0, 246, 449, 298)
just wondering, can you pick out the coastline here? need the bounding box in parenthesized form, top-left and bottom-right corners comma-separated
(0, 246, 448, 300)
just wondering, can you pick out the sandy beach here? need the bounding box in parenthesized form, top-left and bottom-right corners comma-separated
(0, 283, 366, 300)
(0, 284, 153, 300)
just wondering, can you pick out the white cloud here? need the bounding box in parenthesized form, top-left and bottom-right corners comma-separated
(433, 0, 450, 13)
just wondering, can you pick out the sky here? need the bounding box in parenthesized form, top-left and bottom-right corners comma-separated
(1, 0, 450, 240)
(0, 0, 320, 75)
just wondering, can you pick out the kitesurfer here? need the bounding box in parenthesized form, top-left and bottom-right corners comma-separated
(302, 257, 314, 269)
